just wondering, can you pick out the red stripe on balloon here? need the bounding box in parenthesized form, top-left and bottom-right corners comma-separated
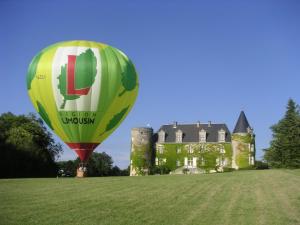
(67, 55, 90, 95)
(74, 149, 94, 162)
(67, 143, 99, 149)
(66, 143, 99, 162)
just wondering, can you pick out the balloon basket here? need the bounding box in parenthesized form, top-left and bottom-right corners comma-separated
(76, 163, 87, 178)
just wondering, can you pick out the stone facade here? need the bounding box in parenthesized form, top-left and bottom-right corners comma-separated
(130, 111, 255, 176)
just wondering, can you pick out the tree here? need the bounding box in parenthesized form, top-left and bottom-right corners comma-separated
(264, 99, 300, 168)
(57, 160, 77, 177)
(0, 112, 63, 178)
(57, 152, 130, 177)
(85, 152, 113, 176)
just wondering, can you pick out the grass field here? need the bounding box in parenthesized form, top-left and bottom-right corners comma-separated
(0, 170, 299, 225)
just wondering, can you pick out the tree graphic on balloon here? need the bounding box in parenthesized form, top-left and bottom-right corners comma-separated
(57, 49, 97, 109)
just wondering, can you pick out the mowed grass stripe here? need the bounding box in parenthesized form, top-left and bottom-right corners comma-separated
(0, 177, 144, 224)
(0, 170, 299, 225)
(264, 170, 300, 224)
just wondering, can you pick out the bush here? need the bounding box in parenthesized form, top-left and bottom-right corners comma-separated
(238, 167, 255, 171)
(223, 167, 235, 172)
(255, 161, 269, 170)
(182, 168, 189, 174)
(152, 165, 171, 175)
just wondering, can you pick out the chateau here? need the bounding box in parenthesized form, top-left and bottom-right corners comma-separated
(130, 111, 255, 176)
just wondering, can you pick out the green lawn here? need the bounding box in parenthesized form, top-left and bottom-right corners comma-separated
(0, 170, 299, 225)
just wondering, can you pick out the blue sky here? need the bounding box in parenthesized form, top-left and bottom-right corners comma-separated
(1, 0, 300, 168)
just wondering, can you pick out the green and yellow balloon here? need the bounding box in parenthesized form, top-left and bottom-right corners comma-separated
(27, 40, 138, 162)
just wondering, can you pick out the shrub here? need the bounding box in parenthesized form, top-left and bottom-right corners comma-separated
(223, 167, 235, 172)
(255, 160, 269, 170)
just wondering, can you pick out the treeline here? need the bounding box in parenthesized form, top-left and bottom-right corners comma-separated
(0, 112, 128, 178)
(264, 99, 300, 168)
(0, 112, 62, 178)
(57, 152, 129, 177)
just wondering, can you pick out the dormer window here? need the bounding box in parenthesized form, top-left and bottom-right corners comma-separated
(158, 130, 165, 143)
(176, 130, 182, 143)
(199, 129, 206, 143)
(218, 129, 226, 142)
(247, 127, 253, 134)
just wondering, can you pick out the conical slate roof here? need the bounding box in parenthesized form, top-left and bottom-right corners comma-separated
(233, 111, 250, 133)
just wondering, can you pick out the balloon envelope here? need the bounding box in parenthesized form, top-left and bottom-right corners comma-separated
(27, 40, 138, 161)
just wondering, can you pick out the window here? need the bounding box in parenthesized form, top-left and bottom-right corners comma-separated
(200, 157, 205, 166)
(157, 145, 164, 154)
(218, 129, 226, 142)
(176, 146, 181, 154)
(156, 158, 166, 166)
(218, 157, 225, 166)
(158, 130, 165, 143)
(176, 130, 183, 143)
(248, 154, 255, 165)
(193, 157, 197, 167)
(220, 146, 226, 154)
(250, 144, 254, 152)
(249, 155, 254, 165)
(176, 160, 181, 167)
(251, 156, 254, 165)
(200, 144, 205, 152)
(188, 158, 193, 167)
(188, 145, 193, 154)
(199, 129, 206, 142)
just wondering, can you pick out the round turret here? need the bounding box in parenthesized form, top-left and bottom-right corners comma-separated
(130, 127, 153, 176)
(231, 111, 255, 169)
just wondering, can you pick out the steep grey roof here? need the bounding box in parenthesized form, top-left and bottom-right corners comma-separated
(157, 123, 231, 143)
(233, 111, 250, 133)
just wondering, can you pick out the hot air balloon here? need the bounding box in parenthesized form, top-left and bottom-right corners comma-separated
(26, 40, 138, 176)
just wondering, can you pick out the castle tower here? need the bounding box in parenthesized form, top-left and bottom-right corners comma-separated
(231, 111, 255, 169)
(130, 127, 153, 176)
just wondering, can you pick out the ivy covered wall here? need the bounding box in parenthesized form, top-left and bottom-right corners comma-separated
(155, 142, 233, 173)
(131, 143, 153, 175)
(130, 130, 256, 175)
(232, 133, 255, 169)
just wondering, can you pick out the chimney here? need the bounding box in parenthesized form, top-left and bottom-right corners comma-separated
(197, 121, 200, 128)
(173, 121, 177, 128)
(208, 121, 212, 127)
